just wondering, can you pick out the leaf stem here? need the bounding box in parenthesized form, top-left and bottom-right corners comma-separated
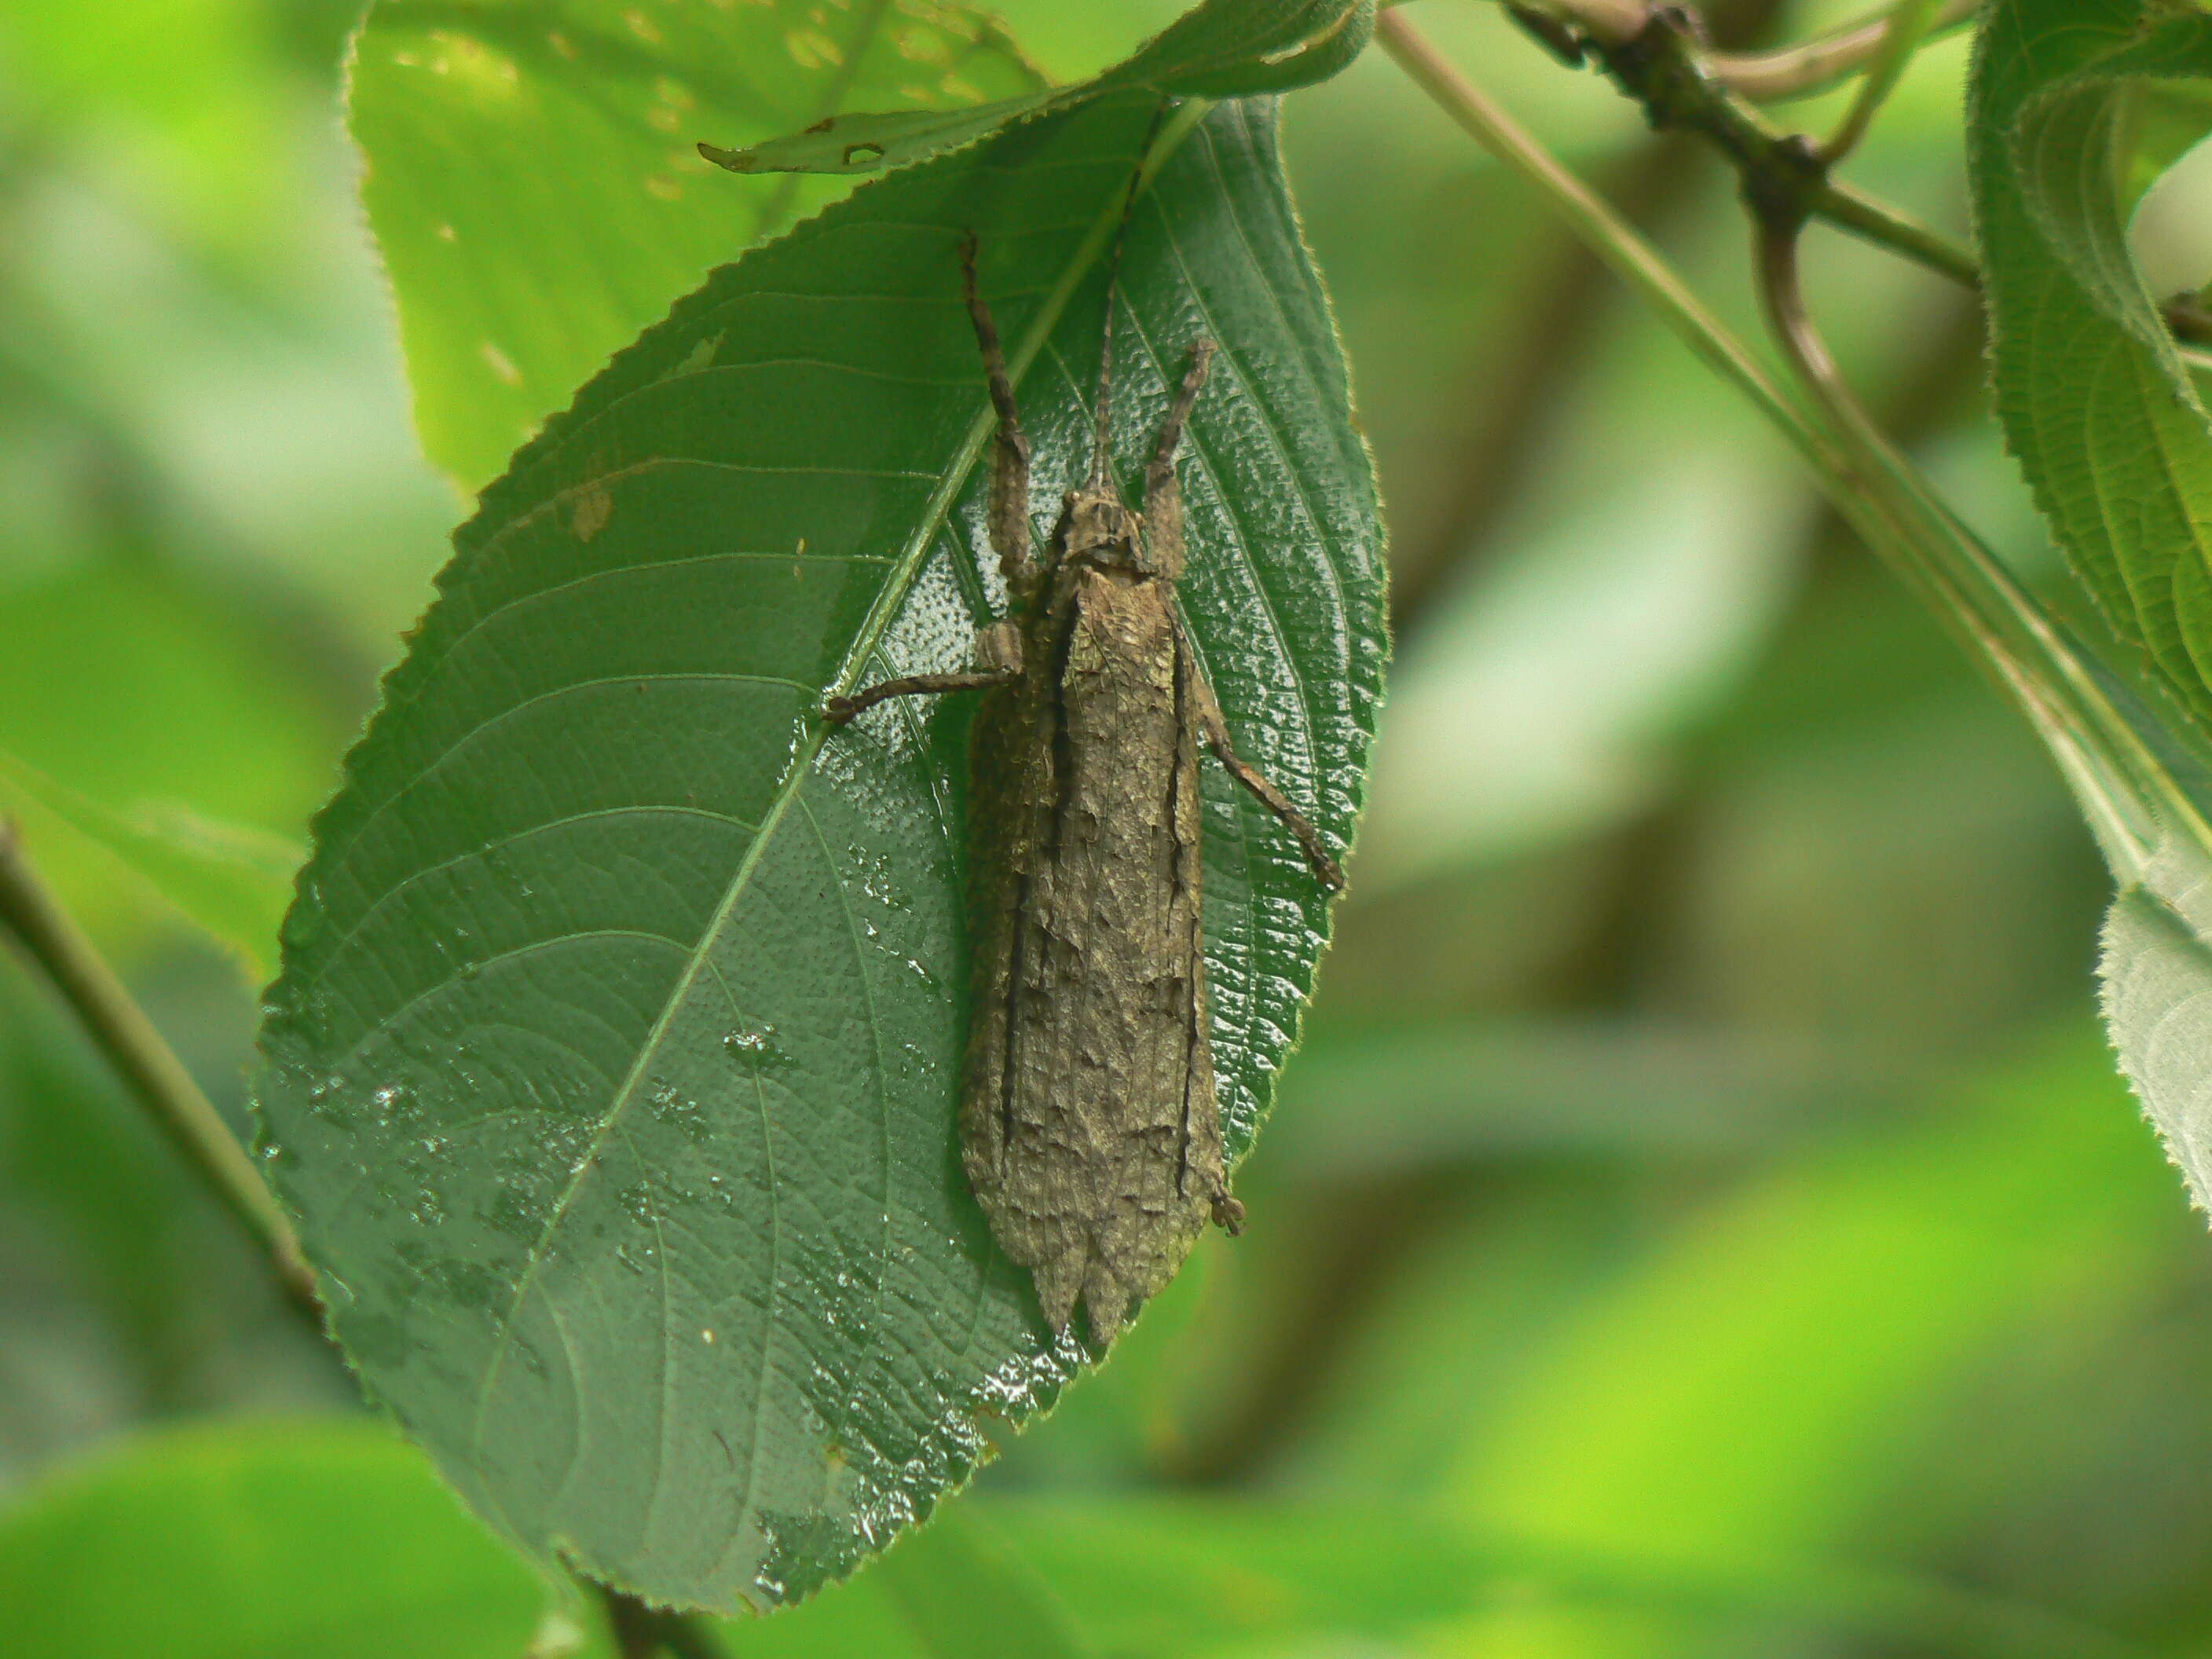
(1813, 176, 1976, 286)
(1374, 12, 1832, 470)
(1820, 0, 1944, 163)
(1532, 7, 1979, 290)
(1492, 3, 2212, 344)
(1745, 196, 2207, 884)
(1502, 0, 1979, 99)
(1708, 0, 1979, 103)
(1380, 10, 2210, 884)
(0, 815, 320, 1311)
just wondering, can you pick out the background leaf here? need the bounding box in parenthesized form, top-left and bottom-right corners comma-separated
(709, 0, 1375, 177)
(1970, 0, 2212, 1243)
(0, 1418, 599, 1659)
(256, 92, 1385, 1611)
(2101, 837, 2212, 1210)
(0, 751, 298, 978)
(860, 1508, 1092, 1659)
(1970, 0, 2212, 723)
(716, 1492, 2142, 1659)
(349, 0, 1049, 487)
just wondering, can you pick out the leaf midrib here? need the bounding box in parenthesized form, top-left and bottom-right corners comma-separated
(463, 97, 1214, 1483)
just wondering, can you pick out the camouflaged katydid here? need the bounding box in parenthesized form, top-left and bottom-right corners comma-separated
(826, 229, 1342, 1338)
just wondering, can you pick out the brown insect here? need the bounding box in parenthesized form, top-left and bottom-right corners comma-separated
(827, 233, 1343, 1337)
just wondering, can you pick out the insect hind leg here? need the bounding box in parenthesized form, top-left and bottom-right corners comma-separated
(1177, 628, 1346, 892)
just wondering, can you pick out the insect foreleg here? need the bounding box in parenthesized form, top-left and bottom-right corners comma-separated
(1178, 631, 1345, 892)
(959, 234, 1040, 605)
(1146, 339, 1216, 504)
(825, 620, 1024, 724)
(1141, 340, 1216, 577)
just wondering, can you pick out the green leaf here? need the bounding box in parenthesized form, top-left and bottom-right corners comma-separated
(256, 93, 1385, 1613)
(0, 749, 298, 977)
(705, 0, 1374, 177)
(1126, 0, 1372, 97)
(0, 1419, 596, 1659)
(1970, 0, 2212, 723)
(2101, 835, 2212, 1208)
(1964, 3, 2212, 1212)
(348, 0, 1049, 486)
(699, 97, 1045, 179)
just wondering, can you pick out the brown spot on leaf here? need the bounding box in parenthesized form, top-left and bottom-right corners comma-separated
(572, 482, 613, 543)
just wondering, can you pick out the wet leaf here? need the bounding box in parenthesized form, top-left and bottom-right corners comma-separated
(350, 0, 1048, 485)
(255, 93, 1385, 1611)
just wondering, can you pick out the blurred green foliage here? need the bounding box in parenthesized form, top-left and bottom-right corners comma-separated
(4, 0, 2210, 1654)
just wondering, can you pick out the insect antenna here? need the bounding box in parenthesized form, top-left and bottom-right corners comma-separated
(1086, 99, 1174, 493)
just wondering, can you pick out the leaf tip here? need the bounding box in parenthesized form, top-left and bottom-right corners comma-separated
(695, 141, 753, 174)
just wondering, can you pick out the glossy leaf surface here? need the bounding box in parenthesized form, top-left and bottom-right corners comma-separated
(257, 93, 1384, 1610)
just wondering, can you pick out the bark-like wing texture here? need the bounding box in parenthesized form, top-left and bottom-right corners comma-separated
(961, 566, 1222, 1335)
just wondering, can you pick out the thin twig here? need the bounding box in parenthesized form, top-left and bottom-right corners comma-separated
(1746, 199, 2211, 880)
(1381, 9, 2212, 884)
(1383, 6, 1976, 643)
(1821, 0, 1945, 162)
(1504, 0, 1651, 47)
(1558, 10, 1979, 291)
(1506, 5, 2212, 346)
(1506, 0, 1979, 98)
(1709, 0, 1979, 102)
(1375, 11, 1836, 472)
(1814, 179, 1976, 287)
(0, 816, 320, 1312)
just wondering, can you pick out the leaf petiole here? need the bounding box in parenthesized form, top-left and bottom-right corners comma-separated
(1820, 0, 1947, 163)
